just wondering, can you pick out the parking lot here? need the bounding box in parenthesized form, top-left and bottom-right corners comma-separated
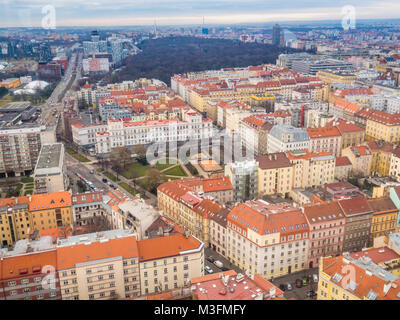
(271, 268, 319, 300)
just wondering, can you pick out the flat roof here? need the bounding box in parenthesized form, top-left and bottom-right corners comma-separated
(36, 143, 63, 170)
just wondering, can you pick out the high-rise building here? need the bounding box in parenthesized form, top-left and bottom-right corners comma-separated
(272, 24, 281, 46)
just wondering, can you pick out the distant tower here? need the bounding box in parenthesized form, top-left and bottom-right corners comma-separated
(202, 16, 209, 35)
(272, 24, 281, 46)
(153, 20, 158, 37)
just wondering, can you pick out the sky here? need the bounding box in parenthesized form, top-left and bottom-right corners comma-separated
(1, 0, 400, 28)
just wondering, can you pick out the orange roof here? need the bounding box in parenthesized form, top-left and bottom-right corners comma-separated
(201, 176, 233, 193)
(328, 118, 364, 133)
(338, 196, 373, 216)
(1, 250, 57, 280)
(29, 191, 72, 211)
(322, 255, 400, 300)
(350, 247, 400, 264)
(57, 235, 138, 270)
(228, 201, 308, 237)
(333, 99, 362, 114)
(336, 156, 352, 166)
(199, 159, 223, 172)
(137, 233, 202, 262)
(307, 126, 341, 138)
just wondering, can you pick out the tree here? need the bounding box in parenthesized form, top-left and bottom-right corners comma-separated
(147, 168, 164, 193)
(110, 147, 130, 169)
(132, 144, 147, 165)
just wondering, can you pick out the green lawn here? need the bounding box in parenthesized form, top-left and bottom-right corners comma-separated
(118, 182, 137, 196)
(21, 177, 34, 183)
(122, 162, 149, 179)
(65, 147, 91, 163)
(155, 158, 177, 171)
(164, 166, 187, 177)
(104, 172, 119, 182)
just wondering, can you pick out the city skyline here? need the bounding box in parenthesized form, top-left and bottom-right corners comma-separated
(1, 0, 400, 27)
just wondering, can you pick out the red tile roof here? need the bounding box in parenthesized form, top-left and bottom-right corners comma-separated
(338, 196, 373, 216)
(137, 233, 202, 262)
(336, 156, 352, 166)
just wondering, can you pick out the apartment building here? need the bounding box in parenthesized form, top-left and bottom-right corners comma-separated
(137, 233, 204, 295)
(182, 176, 234, 205)
(318, 254, 400, 300)
(71, 123, 108, 148)
(365, 110, 400, 144)
(303, 202, 346, 269)
(267, 125, 310, 154)
(227, 201, 309, 279)
(95, 113, 213, 155)
(389, 147, 400, 183)
(256, 153, 293, 197)
(0, 237, 61, 300)
(209, 208, 229, 257)
(334, 156, 353, 181)
(157, 180, 224, 246)
(57, 230, 140, 300)
(307, 126, 342, 157)
(338, 196, 373, 253)
(331, 99, 362, 122)
(0, 191, 74, 246)
(368, 198, 399, 246)
(0, 125, 44, 177)
(365, 140, 395, 177)
(225, 160, 259, 202)
(287, 150, 335, 189)
(239, 115, 273, 156)
(328, 118, 365, 150)
(342, 145, 373, 177)
(71, 191, 108, 226)
(33, 143, 67, 194)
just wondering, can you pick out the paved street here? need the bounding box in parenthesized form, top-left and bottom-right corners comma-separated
(204, 247, 244, 274)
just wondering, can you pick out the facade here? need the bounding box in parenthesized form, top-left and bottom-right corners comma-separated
(307, 126, 342, 157)
(364, 111, 400, 144)
(389, 147, 400, 183)
(318, 254, 400, 300)
(365, 140, 395, 177)
(329, 118, 365, 150)
(71, 191, 108, 226)
(0, 191, 74, 246)
(303, 202, 346, 269)
(335, 156, 352, 181)
(95, 113, 213, 155)
(338, 196, 373, 253)
(267, 125, 310, 154)
(256, 153, 293, 197)
(209, 208, 229, 257)
(137, 233, 204, 295)
(239, 115, 273, 156)
(0, 125, 43, 177)
(33, 143, 67, 194)
(287, 150, 335, 189)
(227, 201, 309, 279)
(368, 198, 399, 246)
(157, 179, 224, 246)
(225, 160, 259, 202)
(342, 145, 373, 177)
(0, 239, 61, 300)
(56, 230, 140, 300)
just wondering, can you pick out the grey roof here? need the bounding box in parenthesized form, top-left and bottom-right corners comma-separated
(269, 125, 309, 142)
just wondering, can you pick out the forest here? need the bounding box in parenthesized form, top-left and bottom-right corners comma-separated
(113, 36, 298, 86)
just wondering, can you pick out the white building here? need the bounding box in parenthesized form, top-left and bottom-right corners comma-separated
(95, 112, 213, 155)
(33, 143, 67, 194)
(267, 125, 310, 154)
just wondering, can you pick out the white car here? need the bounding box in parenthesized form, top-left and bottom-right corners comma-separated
(205, 266, 213, 274)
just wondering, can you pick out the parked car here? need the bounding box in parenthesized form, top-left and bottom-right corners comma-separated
(221, 267, 229, 272)
(295, 279, 302, 288)
(89, 170, 94, 174)
(279, 284, 286, 292)
(313, 274, 318, 283)
(214, 260, 223, 268)
(207, 256, 215, 263)
(302, 278, 308, 286)
(102, 178, 108, 183)
(205, 266, 213, 274)
(287, 283, 293, 291)
(306, 290, 317, 298)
